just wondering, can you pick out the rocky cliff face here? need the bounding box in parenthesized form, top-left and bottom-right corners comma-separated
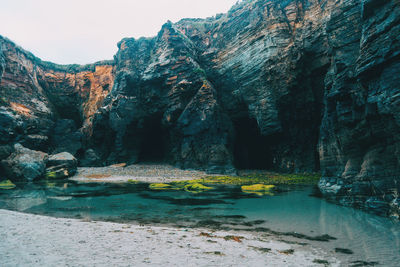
(0, 36, 114, 155)
(0, 0, 399, 217)
(318, 0, 400, 218)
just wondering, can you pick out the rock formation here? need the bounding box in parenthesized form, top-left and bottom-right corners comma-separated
(0, 0, 399, 217)
(45, 152, 77, 179)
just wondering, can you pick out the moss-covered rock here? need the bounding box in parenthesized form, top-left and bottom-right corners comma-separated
(184, 172, 321, 186)
(45, 168, 69, 179)
(0, 179, 16, 189)
(46, 152, 77, 179)
(241, 184, 275, 196)
(184, 183, 213, 193)
(241, 184, 275, 191)
(149, 183, 179, 190)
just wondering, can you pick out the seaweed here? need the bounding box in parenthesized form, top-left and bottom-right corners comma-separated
(349, 261, 379, 267)
(313, 259, 329, 266)
(334, 247, 354, 254)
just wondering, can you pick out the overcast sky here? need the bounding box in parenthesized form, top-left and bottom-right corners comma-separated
(0, 0, 238, 64)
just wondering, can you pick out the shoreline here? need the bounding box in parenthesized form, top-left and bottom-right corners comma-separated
(69, 163, 320, 185)
(70, 163, 216, 183)
(0, 209, 340, 266)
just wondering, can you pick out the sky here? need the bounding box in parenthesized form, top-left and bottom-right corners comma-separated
(0, 0, 238, 64)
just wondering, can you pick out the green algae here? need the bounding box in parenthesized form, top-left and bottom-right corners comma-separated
(45, 169, 69, 179)
(313, 259, 329, 266)
(204, 251, 225, 256)
(249, 246, 271, 253)
(197, 172, 321, 186)
(335, 247, 354, 254)
(149, 183, 178, 190)
(241, 184, 275, 196)
(241, 184, 275, 191)
(184, 183, 213, 193)
(0, 180, 16, 189)
(148, 172, 320, 193)
(350, 261, 379, 267)
(160, 172, 320, 188)
(149, 180, 213, 193)
(45, 171, 59, 179)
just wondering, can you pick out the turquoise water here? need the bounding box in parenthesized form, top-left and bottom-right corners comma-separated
(0, 181, 399, 266)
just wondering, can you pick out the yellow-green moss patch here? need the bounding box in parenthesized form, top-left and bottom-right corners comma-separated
(45, 182, 56, 188)
(184, 183, 213, 193)
(45, 169, 69, 179)
(241, 184, 275, 196)
(241, 184, 275, 191)
(45, 171, 60, 179)
(0, 180, 16, 189)
(149, 183, 181, 190)
(191, 172, 321, 186)
(148, 171, 320, 192)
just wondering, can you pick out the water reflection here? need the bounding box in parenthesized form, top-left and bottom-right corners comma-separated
(0, 181, 399, 265)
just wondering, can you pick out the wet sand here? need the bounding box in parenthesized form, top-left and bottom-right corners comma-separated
(0, 209, 340, 266)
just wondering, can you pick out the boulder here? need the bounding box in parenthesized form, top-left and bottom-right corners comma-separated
(46, 152, 77, 179)
(1, 143, 48, 181)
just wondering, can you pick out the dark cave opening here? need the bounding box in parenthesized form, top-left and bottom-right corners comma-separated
(233, 117, 274, 170)
(137, 116, 169, 163)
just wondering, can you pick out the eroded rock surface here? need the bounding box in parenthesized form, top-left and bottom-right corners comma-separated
(0, 0, 399, 217)
(0, 36, 114, 156)
(318, 0, 400, 218)
(46, 152, 77, 179)
(1, 144, 48, 181)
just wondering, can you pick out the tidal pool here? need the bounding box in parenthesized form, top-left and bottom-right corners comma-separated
(0, 181, 399, 266)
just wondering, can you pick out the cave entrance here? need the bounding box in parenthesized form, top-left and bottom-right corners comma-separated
(233, 117, 273, 170)
(137, 115, 168, 163)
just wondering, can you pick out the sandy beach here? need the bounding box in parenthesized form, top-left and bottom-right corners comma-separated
(0, 209, 340, 266)
(71, 163, 215, 183)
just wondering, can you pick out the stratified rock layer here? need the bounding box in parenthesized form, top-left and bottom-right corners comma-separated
(318, 0, 400, 217)
(0, 0, 399, 217)
(0, 36, 114, 154)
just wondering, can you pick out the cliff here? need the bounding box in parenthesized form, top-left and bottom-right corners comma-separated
(0, 0, 399, 217)
(0, 35, 114, 154)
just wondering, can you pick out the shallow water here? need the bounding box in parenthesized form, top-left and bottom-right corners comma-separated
(0, 181, 399, 266)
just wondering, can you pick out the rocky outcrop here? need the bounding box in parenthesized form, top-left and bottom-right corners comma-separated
(318, 0, 400, 218)
(1, 144, 48, 181)
(46, 152, 77, 179)
(0, 0, 399, 216)
(0, 35, 114, 155)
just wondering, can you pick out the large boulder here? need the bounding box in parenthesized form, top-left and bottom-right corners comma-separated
(1, 144, 48, 181)
(45, 152, 77, 179)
